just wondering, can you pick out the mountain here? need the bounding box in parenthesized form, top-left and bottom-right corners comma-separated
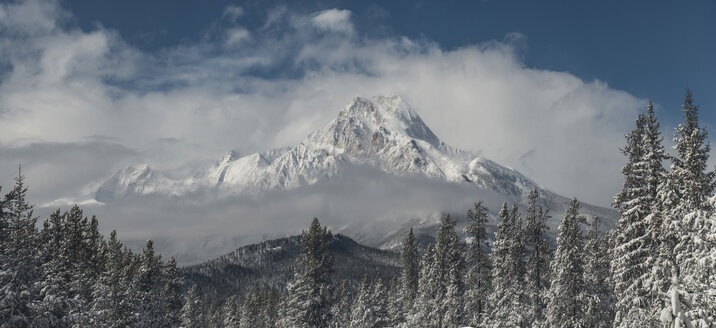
(182, 233, 401, 301)
(94, 95, 618, 253)
(96, 95, 542, 201)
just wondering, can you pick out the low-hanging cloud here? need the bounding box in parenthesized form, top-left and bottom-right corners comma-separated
(1, 0, 646, 257)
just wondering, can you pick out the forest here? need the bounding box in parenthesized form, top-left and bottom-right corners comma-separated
(1, 90, 715, 327)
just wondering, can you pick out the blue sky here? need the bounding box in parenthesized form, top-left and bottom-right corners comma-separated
(64, 0, 715, 125)
(0, 0, 714, 208)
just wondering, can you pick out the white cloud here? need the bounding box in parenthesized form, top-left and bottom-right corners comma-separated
(0, 1, 667, 254)
(311, 9, 354, 34)
(222, 5, 243, 22)
(225, 27, 250, 46)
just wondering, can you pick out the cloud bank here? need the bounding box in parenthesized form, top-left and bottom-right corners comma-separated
(0, 0, 647, 259)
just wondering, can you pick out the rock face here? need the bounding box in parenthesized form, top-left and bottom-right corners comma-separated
(96, 95, 543, 201)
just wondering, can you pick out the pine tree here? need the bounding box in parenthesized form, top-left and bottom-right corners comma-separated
(524, 190, 552, 327)
(162, 256, 183, 327)
(546, 198, 588, 328)
(611, 112, 656, 327)
(463, 201, 492, 326)
(488, 202, 527, 327)
(584, 216, 615, 328)
(221, 295, 241, 328)
(396, 227, 419, 325)
(407, 245, 440, 327)
(434, 214, 464, 326)
(329, 280, 352, 328)
(667, 90, 715, 214)
(0, 167, 38, 327)
(135, 240, 165, 327)
(349, 276, 374, 328)
(280, 218, 334, 328)
(370, 279, 390, 327)
(180, 285, 206, 328)
(90, 230, 133, 328)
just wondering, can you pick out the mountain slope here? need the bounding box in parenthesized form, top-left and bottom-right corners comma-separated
(96, 95, 542, 201)
(182, 233, 400, 300)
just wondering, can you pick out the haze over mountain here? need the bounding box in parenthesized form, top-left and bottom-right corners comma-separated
(86, 95, 616, 262)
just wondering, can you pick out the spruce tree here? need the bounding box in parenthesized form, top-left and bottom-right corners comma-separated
(524, 190, 552, 327)
(611, 113, 655, 327)
(162, 257, 183, 327)
(397, 227, 419, 324)
(430, 214, 465, 326)
(349, 277, 374, 328)
(463, 201, 492, 326)
(90, 230, 132, 328)
(407, 245, 440, 327)
(489, 202, 527, 327)
(329, 280, 352, 328)
(280, 218, 334, 328)
(180, 285, 206, 328)
(546, 198, 588, 328)
(667, 90, 715, 213)
(584, 216, 615, 328)
(0, 167, 38, 327)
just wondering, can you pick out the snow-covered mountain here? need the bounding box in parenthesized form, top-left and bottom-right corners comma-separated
(96, 95, 543, 202)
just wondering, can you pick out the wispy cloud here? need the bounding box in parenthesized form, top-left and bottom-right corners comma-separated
(311, 9, 354, 34)
(0, 1, 647, 258)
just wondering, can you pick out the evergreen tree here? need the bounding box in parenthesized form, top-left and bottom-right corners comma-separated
(135, 240, 165, 327)
(162, 256, 183, 327)
(329, 280, 352, 328)
(611, 112, 655, 327)
(524, 190, 552, 327)
(666, 90, 715, 214)
(221, 295, 241, 328)
(0, 167, 38, 327)
(584, 217, 615, 328)
(349, 277, 374, 328)
(407, 245, 440, 327)
(488, 202, 527, 327)
(463, 201, 492, 326)
(90, 230, 133, 328)
(396, 227, 419, 324)
(280, 218, 334, 328)
(370, 279, 390, 328)
(546, 198, 588, 328)
(180, 285, 206, 328)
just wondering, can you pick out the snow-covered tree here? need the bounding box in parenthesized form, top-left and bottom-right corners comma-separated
(0, 167, 39, 327)
(584, 216, 615, 328)
(612, 112, 656, 327)
(329, 280, 352, 328)
(488, 202, 527, 327)
(463, 201, 492, 327)
(221, 295, 241, 328)
(180, 285, 206, 328)
(546, 198, 588, 328)
(280, 218, 334, 328)
(349, 277, 374, 328)
(434, 214, 464, 326)
(407, 245, 440, 327)
(396, 227, 419, 324)
(524, 190, 552, 327)
(665, 90, 715, 214)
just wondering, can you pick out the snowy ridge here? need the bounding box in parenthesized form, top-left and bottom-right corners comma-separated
(96, 95, 544, 201)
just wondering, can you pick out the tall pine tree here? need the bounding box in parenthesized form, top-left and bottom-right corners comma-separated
(524, 189, 552, 327)
(463, 201, 492, 326)
(546, 198, 588, 328)
(280, 218, 334, 328)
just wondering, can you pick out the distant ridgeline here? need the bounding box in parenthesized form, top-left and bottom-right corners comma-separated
(1, 90, 715, 327)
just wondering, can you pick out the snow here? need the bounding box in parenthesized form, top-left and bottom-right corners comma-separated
(93, 95, 544, 203)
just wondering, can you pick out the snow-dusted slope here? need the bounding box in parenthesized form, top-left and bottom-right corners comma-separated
(96, 95, 544, 201)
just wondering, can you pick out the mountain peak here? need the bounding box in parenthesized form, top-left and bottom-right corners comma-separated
(314, 95, 441, 150)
